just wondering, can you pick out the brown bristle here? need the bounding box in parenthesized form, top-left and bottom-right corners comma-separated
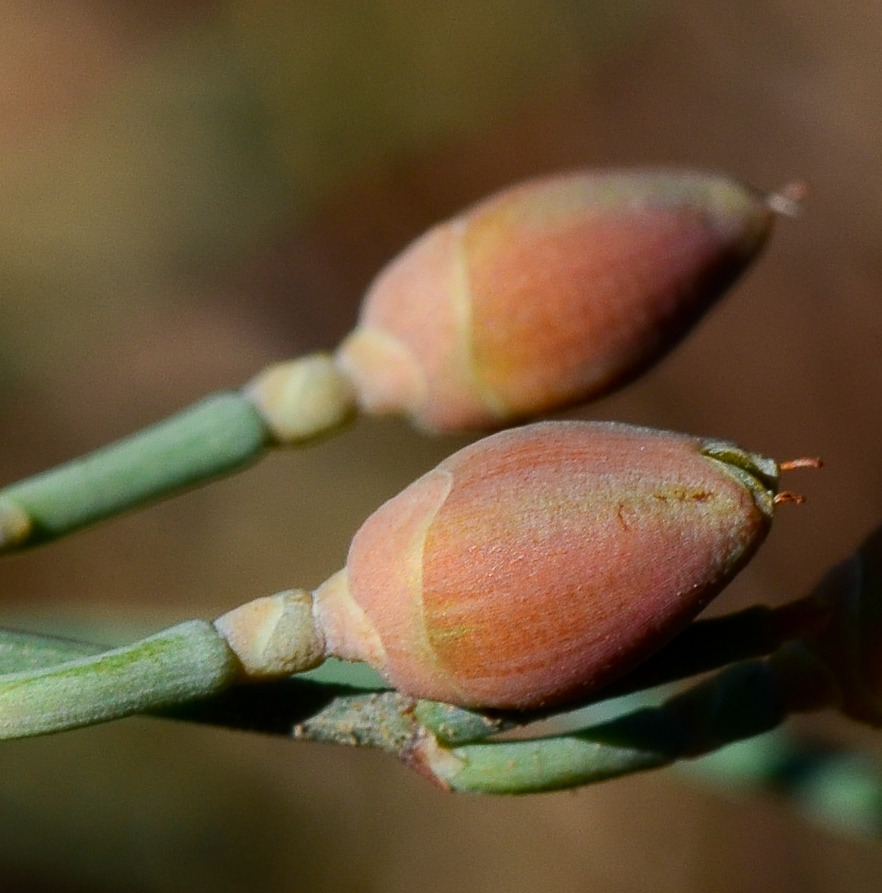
(774, 491, 807, 505)
(780, 456, 823, 471)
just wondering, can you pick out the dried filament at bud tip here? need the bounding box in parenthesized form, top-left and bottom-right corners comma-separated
(780, 457, 823, 471)
(773, 457, 823, 505)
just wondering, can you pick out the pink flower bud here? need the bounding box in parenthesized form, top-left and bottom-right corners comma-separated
(336, 169, 781, 432)
(314, 421, 778, 709)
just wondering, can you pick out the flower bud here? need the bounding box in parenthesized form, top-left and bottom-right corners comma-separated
(336, 169, 781, 432)
(313, 421, 778, 709)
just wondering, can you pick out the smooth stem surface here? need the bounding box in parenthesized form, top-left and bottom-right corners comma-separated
(0, 393, 268, 551)
(0, 621, 238, 738)
(439, 660, 794, 793)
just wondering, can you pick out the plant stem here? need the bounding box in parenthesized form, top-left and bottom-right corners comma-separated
(0, 621, 238, 737)
(0, 616, 872, 831)
(0, 394, 269, 551)
(436, 651, 833, 794)
(0, 594, 831, 742)
(0, 626, 504, 744)
(0, 354, 357, 553)
(595, 597, 830, 702)
(0, 623, 855, 809)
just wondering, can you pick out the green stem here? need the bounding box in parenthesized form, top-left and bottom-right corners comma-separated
(0, 627, 105, 672)
(437, 660, 798, 794)
(0, 595, 829, 745)
(5, 626, 877, 831)
(0, 621, 238, 738)
(0, 626, 503, 745)
(595, 597, 828, 702)
(0, 393, 269, 551)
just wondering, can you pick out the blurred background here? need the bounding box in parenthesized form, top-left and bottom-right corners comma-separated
(1, 0, 881, 889)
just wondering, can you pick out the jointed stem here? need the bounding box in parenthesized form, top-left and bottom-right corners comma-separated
(0, 622, 239, 738)
(0, 592, 830, 740)
(0, 394, 268, 550)
(0, 610, 876, 829)
(0, 354, 357, 552)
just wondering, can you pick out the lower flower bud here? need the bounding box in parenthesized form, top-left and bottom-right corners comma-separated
(314, 421, 778, 709)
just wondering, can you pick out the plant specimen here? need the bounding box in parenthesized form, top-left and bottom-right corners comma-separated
(4, 166, 878, 821)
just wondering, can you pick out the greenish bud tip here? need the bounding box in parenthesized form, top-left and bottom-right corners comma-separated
(700, 441, 780, 517)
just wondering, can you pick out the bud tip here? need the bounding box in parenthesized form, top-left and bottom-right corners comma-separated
(766, 181, 810, 218)
(780, 456, 823, 471)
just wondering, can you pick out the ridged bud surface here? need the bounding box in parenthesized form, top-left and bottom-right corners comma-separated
(314, 421, 778, 709)
(336, 169, 775, 432)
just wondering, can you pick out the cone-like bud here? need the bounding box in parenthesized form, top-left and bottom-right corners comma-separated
(313, 421, 778, 709)
(336, 169, 779, 432)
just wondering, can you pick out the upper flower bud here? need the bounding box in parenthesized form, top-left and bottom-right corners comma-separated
(313, 421, 778, 709)
(336, 169, 781, 432)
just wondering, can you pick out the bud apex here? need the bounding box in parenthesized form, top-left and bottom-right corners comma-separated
(336, 169, 777, 432)
(314, 421, 777, 709)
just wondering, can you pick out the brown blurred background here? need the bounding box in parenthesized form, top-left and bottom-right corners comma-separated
(1, 1, 881, 890)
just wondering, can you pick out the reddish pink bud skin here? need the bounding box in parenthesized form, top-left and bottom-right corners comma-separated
(336, 170, 775, 432)
(315, 421, 778, 709)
